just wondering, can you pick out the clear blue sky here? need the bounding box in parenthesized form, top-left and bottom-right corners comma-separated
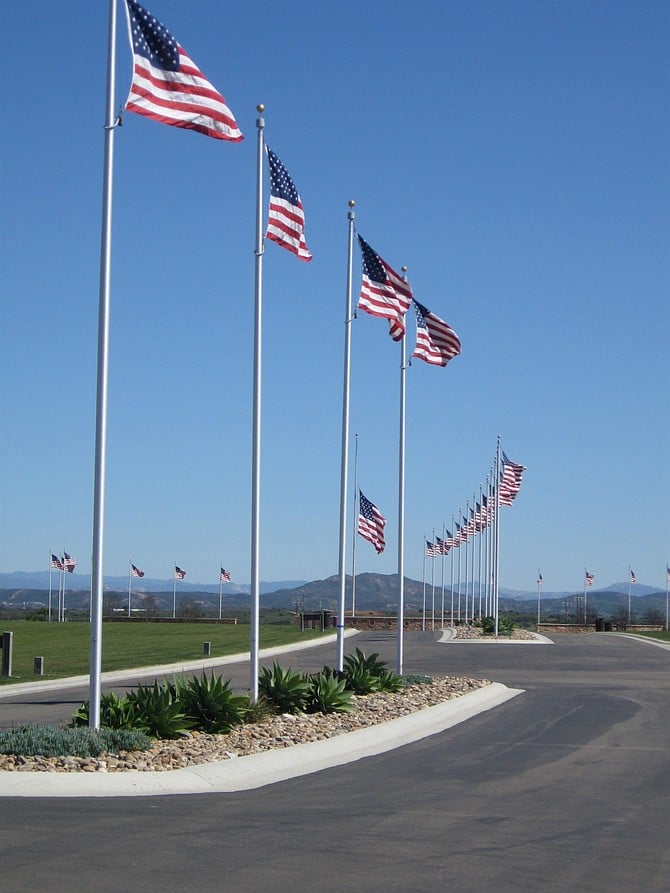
(2, 0, 668, 593)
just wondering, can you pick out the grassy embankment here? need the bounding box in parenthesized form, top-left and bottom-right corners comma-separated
(0, 620, 330, 685)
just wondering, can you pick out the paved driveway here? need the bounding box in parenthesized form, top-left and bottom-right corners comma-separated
(1, 631, 669, 892)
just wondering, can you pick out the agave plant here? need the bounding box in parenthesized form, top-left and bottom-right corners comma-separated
(306, 671, 355, 714)
(180, 671, 249, 734)
(258, 661, 310, 714)
(342, 648, 390, 694)
(126, 680, 193, 739)
(374, 668, 405, 693)
(71, 691, 140, 730)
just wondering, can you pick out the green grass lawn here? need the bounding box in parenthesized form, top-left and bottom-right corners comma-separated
(630, 629, 670, 642)
(0, 621, 330, 684)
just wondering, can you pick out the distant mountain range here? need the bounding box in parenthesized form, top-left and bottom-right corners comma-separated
(0, 571, 665, 617)
(0, 570, 305, 596)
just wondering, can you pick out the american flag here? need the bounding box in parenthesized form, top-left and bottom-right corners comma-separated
(131, 564, 145, 578)
(63, 552, 77, 573)
(411, 299, 461, 367)
(425, 540, 436, 558)
(220, 568, 231, 583)
(265, 148, 312, 261)
(358, 490, 386, 555)
(357, 236, 412, 341)
(499, 452, 525, 506)
(175, 565, 186, 580)
(585, 570, 595, 586)
(123, 0, 243, 142)
(435, 537, 450, 556)
(51, 554, 64, 571)
(537, 572, 543, 586)
(630, 570, 636, 584)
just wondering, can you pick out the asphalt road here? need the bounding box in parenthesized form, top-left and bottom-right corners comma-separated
(2, 631, 670, 892)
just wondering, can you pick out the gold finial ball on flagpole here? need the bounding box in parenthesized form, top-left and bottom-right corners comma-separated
(349, 199, 356, 208)
(257, 104, 265, 113)
(401, 265, 408, 273)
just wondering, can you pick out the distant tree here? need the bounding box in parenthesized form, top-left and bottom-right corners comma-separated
(103, 593, 123, 617)
(643, 607, 664, 626)
(611, 607, 629, 630)
(179, 599, 202, 620)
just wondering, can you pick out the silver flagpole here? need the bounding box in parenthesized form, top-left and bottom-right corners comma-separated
(440, 521, 446, 628)
(422, 539, 427, 631)
(336, 201, 355, 671)
(128, 559, 132, 618)
(350, 432, 359, 619)
(536, 570, 542, 627)
(463, 500, 469, 624)
(172, 565, 177, 619)
(89, 0, 118, 729)
(450, 513, 455, 627)
(60, 550, 65, 623)
(494, 437, 501, 637)
(583, 571, 587, 626)
(478, 484, 483, 619)
(219, 570, 223, 621)
(431, 528, 436, 630)
(627, 566, 632, 626)
(250, 105, 265, 700)
(457, 512, 462, 623)
(666, 565, 669, 632)
(396, 271, 408, 675)
(48, 553, 53, 623)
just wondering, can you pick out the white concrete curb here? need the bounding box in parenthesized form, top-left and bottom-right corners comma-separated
(0, 682, 523, 798)
(605, 633, 670, 652)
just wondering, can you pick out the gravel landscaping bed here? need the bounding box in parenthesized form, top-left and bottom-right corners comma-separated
(0, 675, 489, 774)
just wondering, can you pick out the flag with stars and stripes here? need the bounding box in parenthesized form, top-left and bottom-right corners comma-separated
(411, 299, 461, 367)
(358, 490, 386, 555)
(265, 148, 312, 261)
(220, 568, 231, 583)
(357, 236, 412, 341)
(131, 564, 145, 578)
(175, 565, 186, 580)
(585, 570, 595, 586)
(123, 0, 243, 142)
(499, 452, 525, 506)
(51, 554, 64, 571)
(63, 552, 77, 573)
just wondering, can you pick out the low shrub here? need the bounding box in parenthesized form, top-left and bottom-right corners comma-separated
(402, 674, 434, 687)
(0, 725, 150, 758)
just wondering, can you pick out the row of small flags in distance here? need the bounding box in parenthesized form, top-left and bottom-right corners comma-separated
(51, 554, 231, 585)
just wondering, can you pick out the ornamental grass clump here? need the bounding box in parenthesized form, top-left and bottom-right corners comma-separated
(0, 725, 150, 758)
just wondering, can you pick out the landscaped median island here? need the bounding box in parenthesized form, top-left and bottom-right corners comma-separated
(0, 649, 490, 774)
